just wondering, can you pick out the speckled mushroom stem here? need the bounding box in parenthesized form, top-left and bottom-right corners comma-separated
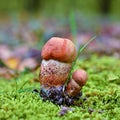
(40, 59, 71, 88)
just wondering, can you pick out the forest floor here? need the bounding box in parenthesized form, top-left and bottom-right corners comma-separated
(0, 54, 120, 120)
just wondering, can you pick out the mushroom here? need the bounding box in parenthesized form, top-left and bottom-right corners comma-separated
(39, 37, 88, 105)
(66, 69, 88, 97)
(40, 37, 77, 89)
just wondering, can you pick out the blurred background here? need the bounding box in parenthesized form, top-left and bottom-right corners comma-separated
(0, 0, 120, 77)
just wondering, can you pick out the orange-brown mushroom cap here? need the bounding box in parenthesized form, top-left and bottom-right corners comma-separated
(41, 37, 77, 63)
(72, 69, 88, 86)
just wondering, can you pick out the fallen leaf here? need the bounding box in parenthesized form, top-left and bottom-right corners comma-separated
(0, 67, 18, 79)
(18, 58, 38, 72)
(4, 57, 20, 70)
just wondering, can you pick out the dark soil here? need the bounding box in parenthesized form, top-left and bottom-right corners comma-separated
(40, 86, 82, 106)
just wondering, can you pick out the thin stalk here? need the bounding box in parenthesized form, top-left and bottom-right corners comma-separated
(18, 80, 29, 91)
(69, 11, 77, 44)
(18, 87, 35, 93)
(65, 36, 96, 86)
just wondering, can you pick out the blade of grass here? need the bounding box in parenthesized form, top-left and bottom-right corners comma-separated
(64, 36, 96, 86)
(18, 87, 35, 93)
(69, 11, 77, 44)
(18, 80, 30, 91)
(15, 79, 18, 95)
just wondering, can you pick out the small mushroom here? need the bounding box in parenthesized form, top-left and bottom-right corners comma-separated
(40, 37, 77, 89)
(66, 69, 88, 97)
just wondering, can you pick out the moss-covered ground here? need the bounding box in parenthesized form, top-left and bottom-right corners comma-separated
(0, 55, 120, 120)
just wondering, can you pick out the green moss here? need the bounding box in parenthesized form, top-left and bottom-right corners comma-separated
(0, 55, 120, 120)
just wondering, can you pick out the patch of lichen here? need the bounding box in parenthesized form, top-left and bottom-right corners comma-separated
(0, 55, 120, 120)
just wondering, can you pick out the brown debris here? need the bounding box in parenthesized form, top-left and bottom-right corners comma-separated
(0, 67, 18, 79)
(59, 106, 74, 116)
